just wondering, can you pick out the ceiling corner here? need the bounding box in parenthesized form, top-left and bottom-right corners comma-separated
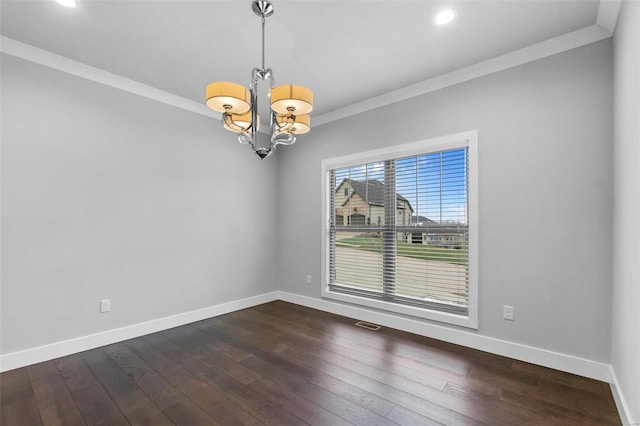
(596, 0, 622, 34)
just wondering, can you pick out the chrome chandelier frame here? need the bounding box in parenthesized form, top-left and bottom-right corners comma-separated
(224, 68, 298, 159)
(216, 0, 309, 159)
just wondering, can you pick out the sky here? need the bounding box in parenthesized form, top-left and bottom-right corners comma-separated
(334, 147, 468, 225)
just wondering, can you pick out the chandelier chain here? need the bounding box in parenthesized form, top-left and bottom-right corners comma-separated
(261, 16, 266, 71)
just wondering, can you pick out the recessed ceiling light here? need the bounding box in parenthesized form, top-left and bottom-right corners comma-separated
(55, 0, 77, 8)
(435, 9, 456, 25)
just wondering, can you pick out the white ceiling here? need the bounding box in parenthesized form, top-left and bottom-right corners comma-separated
(0, 0, 613, 122)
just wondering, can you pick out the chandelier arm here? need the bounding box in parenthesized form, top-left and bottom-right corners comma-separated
(272, 133, 297, 146)
(223, 113, 251, 134)
(274, 113, 296, 133)
(238, 133, 252, 145)
(271, 113, 296, 145)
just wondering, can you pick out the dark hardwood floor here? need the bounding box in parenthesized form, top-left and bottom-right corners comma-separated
(1, 301, 621, 425)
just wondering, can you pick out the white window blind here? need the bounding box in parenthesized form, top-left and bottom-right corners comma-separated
(324, 133, 476, 325)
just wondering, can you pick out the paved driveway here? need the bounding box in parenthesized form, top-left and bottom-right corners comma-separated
(335, 246, 467, 305)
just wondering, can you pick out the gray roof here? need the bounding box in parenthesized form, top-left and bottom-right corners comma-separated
(339, 179, 413, 211)
(411, 215, 437, 225)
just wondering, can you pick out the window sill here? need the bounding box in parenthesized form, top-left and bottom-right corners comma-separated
(322, 286, 478, 329)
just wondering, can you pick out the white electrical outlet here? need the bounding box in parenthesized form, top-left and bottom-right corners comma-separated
(503, 305, 514, 321)
(100, 299, 111, 313)
(306, 275, 312, 285)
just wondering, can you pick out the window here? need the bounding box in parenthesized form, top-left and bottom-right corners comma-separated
(322, 131, 477, 328)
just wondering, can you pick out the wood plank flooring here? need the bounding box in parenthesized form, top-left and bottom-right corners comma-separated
(0, 301, 621, 425)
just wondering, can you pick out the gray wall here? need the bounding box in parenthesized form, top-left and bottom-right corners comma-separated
(1, 55, 279, 354)
(612, 0, 640, 421)
(277, 39, 613, 362)
(0, 33, 620, 373)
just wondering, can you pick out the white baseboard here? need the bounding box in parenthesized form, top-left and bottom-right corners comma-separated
(610, 366, 637, 425)
(1, 289, 630, 425)
(276, 291, 613, 383)
(0, 292, 278, 373)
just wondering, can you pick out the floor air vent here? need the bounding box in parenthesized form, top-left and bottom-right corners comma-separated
(354, 321, 382, 331)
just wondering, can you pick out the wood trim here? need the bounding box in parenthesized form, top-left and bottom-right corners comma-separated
(609, 365, 636, 425)
(1, 289, 612, 381)
(0, 289, 629, 423)
(596, 0, 622, 34)
(0, 36, 217, 120)
(313, 25, 612, 127)
(320, 131, 479, 329)
(1, 301, 622, 425)
(0, 292, 279, 373)
(2, 22, 612, 129)
(277, 291, 613, 383)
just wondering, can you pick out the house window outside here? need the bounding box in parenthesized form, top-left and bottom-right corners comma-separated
(322, 131, 478, 328)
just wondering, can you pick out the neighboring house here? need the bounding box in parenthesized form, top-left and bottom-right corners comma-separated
(334, 179, 413, 226)
(410, 215, 437, 227)
(410, 215, 468, 248)
(421, 232, 468, 249)
(335, 179, 467, 248)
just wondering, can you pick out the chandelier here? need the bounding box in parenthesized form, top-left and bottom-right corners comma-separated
(205, 0, 313, 159)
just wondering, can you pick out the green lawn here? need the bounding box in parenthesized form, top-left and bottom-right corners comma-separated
(336, 234, 468, 266)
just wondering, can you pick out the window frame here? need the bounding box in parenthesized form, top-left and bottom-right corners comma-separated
(321, 130, 478, 329)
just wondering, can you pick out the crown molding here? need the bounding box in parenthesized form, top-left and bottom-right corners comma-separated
(313, 24, 612, 127)
(2, 20, 614, 129)
(0, 36, 217, 120)
(596, 0, 622, 34)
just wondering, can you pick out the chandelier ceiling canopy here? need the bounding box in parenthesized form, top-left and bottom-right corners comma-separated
(205, 0, 313, 159)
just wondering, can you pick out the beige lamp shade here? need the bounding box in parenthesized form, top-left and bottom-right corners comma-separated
(270, 84, 313, 115)
(277, 114, 311, 134)
(223, 111, 257, 133)
(206, 82, 251, 114)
